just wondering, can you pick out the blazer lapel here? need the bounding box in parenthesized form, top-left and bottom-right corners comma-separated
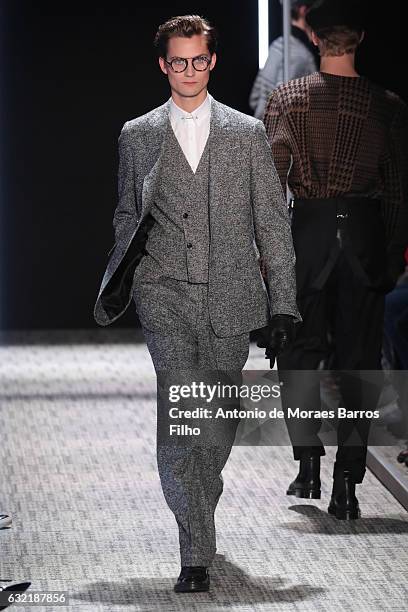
(141, 100, 171, 215)
(208, 99, 230, 218)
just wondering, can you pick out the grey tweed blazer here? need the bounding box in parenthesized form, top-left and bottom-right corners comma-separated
(94, 97, 300, 336)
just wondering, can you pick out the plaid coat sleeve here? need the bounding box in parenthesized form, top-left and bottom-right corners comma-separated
(380, 95, 408, 264)
(263, 89, 292, 195)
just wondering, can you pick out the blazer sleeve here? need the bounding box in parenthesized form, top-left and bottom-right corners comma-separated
(250, 120, 301, 321)
(112, 122, 139, 244)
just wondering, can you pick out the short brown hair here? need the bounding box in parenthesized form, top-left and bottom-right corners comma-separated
(154, 15, 217, 58)
(315, 26, 362, 57)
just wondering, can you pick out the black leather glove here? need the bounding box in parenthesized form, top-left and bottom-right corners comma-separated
(256, 315, 296, 358)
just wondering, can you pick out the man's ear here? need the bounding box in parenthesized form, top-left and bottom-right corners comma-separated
(159, 57, 168, 75)
(209, 53, 217, 71)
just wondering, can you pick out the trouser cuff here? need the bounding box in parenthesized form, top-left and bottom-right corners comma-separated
(293, 445, 325, 460)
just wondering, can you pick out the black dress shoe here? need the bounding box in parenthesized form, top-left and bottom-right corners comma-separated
(287, 454, 321, 499)
(328, 469, 361, 520)
(174, 566, 210, 593)
(0, 581, 31, 610)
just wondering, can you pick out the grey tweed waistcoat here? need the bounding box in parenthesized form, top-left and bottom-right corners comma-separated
(144, 122, 210, 284)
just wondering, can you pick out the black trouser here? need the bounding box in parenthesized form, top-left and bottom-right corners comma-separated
(278, 200, 385, 484)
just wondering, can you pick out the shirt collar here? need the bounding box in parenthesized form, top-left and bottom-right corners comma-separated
(169, 93, 212, 122)
(291, 25, 318, 58)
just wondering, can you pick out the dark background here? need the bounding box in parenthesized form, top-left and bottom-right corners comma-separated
(0, 0, 404, 330)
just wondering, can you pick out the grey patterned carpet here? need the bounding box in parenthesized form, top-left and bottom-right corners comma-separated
(1, 331, 408, 611)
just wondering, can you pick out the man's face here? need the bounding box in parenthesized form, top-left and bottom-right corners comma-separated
(159, 34, 216, 100)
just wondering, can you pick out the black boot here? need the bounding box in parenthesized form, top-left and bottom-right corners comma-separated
(287, 454, 321, 499)
(174, 566, 210, 593)
(328, 469, 360, 520)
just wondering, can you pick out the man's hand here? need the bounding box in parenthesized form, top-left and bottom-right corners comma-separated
(256, 314, 296, 357)
(268, 314, 296, 355)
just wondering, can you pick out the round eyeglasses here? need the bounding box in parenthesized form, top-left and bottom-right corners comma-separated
(164, 55, 211, 73)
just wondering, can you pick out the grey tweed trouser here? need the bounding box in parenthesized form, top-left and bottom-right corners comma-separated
(135, 277, 249, 566)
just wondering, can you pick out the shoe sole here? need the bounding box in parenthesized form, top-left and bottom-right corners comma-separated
(174, 584, 210, 593)
(328, 505, 361, 520)
(287, 489, 321, 499)
(0, 516, 12, 529)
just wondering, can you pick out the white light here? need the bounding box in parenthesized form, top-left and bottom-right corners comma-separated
(258, 0, 269, 68)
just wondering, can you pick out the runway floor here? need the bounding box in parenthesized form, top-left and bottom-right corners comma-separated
(1, 331, 408, 611)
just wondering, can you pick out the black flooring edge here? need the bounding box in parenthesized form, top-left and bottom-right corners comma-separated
(367, 447, 408, 511)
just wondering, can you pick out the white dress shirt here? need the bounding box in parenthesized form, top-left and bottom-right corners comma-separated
(169, 94, 212, 173)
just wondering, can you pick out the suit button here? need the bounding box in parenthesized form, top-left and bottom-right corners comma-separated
(183, 213, 188, 219)
(187, 242, 193, 249)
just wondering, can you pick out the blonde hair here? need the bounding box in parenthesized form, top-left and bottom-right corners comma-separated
(315, 26, 362, 57)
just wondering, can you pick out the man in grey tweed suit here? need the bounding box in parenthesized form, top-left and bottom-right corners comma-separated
(94, 15, 299, 593)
